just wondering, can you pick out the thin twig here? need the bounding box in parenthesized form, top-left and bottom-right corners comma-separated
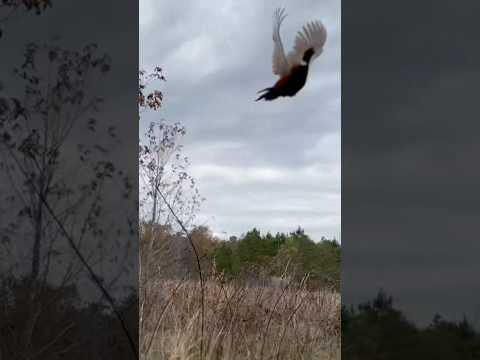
(144, 271, 189, 356)
(259, 275, 296, 360)
(155, 185, 205, 360)
(36, 192, 138, 360)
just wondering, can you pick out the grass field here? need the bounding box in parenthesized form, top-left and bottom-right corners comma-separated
(140, 277, 340, 360)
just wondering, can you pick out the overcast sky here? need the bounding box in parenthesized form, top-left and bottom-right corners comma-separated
(342, 0, 480, 326)
(139, 0, 340, 241)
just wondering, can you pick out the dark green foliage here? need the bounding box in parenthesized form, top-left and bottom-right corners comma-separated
(213, 242, 240, 276)
(237, 228, 279, 266)
(210, 227, 340, 288)
(342, 290, 480, 359)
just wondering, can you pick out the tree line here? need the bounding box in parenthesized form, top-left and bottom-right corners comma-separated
(211, 227, 340, 288)
(343, 290, 480, 359)
(140, 221, 340, 290)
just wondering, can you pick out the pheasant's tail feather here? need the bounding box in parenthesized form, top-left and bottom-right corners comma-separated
(255, 87, 277, 101)
(255, 93, 269, 102)
(257, 87, 271, 94)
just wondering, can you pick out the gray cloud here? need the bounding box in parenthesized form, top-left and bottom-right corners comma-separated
(140, 0, 341, 240)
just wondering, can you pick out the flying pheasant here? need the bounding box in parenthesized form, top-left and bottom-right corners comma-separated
(256, 8, 327, 102)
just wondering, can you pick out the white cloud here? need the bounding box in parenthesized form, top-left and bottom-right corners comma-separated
(191, 163, 340, 187)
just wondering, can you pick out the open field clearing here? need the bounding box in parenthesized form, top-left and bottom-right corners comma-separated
(141, 278, 340, 360)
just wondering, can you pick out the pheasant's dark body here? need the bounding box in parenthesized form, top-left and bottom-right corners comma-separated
(256, 64, 309, 101)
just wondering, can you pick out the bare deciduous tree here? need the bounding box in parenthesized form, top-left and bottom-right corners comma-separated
(138, 67, 208, 358)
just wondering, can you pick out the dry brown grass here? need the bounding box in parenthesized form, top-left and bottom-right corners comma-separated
(141, 276, 340, 360)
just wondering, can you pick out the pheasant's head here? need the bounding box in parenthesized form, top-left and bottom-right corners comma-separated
(303, 48, 315, 64)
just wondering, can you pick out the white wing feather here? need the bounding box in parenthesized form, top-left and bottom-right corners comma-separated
(271, 8, 289, 77)
(287, 20, 327, 67)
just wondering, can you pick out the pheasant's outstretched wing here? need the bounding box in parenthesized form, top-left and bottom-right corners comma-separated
(271, 8, 289, 77)
(287, 20, 327, 66)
